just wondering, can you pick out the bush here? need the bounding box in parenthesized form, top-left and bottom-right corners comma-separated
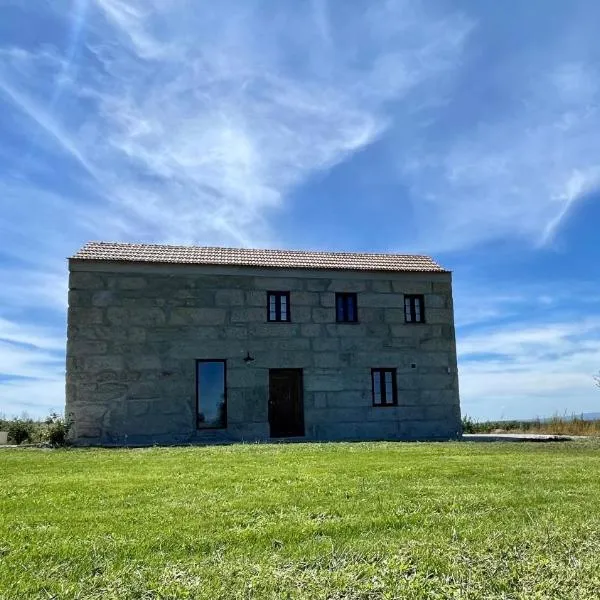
(40, 413, 72, 446)
(1, 413, 72, 446)
(461, 415, 476, 433)
(7, 418, 37, 445)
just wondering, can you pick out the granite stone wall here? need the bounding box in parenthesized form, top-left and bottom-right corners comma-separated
(66, 262, 461, 445)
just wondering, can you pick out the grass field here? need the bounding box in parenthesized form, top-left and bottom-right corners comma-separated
(1, 442, 600, 599)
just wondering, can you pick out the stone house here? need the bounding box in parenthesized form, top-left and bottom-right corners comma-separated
(66, 242, 461, 445)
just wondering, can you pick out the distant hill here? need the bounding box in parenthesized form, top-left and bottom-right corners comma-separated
(537, 412, 600, 422)
(580, 412, 600, 421)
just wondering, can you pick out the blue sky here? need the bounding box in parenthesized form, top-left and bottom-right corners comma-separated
(1, 0, 600, 420)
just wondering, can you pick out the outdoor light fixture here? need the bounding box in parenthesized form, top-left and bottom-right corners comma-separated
(243, 351, 255, 364)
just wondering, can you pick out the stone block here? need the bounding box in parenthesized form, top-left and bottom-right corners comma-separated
(365, 323, 390, 337)
(339, 338, 381, 352)
(249, 323, 299, 338)
(126, 355, 162, 370)
(228, 422, 269, 440)
(251, 338, 310, 352)
(118, 277, 147, 290)
(312, 307, 333, 323)
(313, 353, 349, 368)
(304, 374, 345, 392)
(396, 374, 418, 389)
(327, 280, 367, 292)
(359, 293, 402, 308)
(326, 391, 368, 408)
(312, 338, 339, 352)
(243, 387, 269, 422)
(310, 422, 358, 440)
(425, 294, 448, 309)
(319, 293, 335, 308)
(245, 290, 266, 306)
(420, 390, 460, 405)
(70, 307, 104, 325)
(433, 282, 452, 294)
(170, 307, 225, 326)
(223, 327, 248, 340)
(306, 279, 330, 291)
(384, 309, 406, 324)
(253, 277, 303, 291)
(396, 390, 420, 405)
(215, 289, 244, 306)
(70, 272, 106, 290)
(69, 341, 108, 355)
(253, 351, 313, 369)
(417, 373, 454, 390)
(366, 406, 403, 421)
(291, 307, 312, 323)
(230, 308, 265, 323)
(130, 307, 167, 327)
(225, 389, 245, 423)
(309, 407, 368, 424)
(85, 355, 124, 372)
(325, 324, 367, 337)
(359, 308, 385, 323)
(371, 280, 392, 293)
(400, 420, 458, 440)
(419, 338, 453, 351)
(350, 351, 408, 368)
(171, 289, 215, 304)
(69, 290, 92, 307)
(313, 392, 327, 408)
(418, 352, 450, 368)
(423, 404, 457, 421)
(355, 421, 400, 440)
(392, 280, 433, 294)
(300, 324, 322, 337)
(227, 368, 269, 389)
(425, 308, 453, 324)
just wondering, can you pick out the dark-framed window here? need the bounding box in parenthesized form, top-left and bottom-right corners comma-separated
(336, 292, 358, 323)
(404, 294, 425, 323)
(267, 291, 291, 322)
(196, 360, 227, 429)
(371, 368, 397, 406)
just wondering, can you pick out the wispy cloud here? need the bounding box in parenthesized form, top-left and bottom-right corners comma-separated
(458, 305, 600, 420)
(0, 0, 471, 415)
(399, 48, 600, 250)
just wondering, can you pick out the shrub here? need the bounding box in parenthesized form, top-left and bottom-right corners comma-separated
(461, 415, 476, 433)
(7, 418, 36, 445)
(40, 413, 72, 447)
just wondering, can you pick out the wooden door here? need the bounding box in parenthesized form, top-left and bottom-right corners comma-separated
(268, 369, 304, 438)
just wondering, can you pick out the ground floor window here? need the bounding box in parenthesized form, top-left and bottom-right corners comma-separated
(371, 368, 397, 406)
(196, 360, 227, 428)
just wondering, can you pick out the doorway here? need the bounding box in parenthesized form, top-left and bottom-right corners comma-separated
(268, 369, 304, 437)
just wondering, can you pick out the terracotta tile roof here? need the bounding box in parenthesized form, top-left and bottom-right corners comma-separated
(71, 242, 448, 273)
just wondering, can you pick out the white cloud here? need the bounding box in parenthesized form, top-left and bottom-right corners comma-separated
(399, 54, 600, 251)
(458, 318, 600, 421)
(0, 0, 471, 414)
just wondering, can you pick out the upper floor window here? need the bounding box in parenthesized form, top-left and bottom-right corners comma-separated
(336, 292, 358, 323)
(267, 291, 291, 322)
(372, 368, 397, 406)
(404, 294, 425, 323)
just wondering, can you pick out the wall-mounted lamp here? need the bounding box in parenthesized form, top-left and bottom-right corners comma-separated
(243, 351, 255, 364)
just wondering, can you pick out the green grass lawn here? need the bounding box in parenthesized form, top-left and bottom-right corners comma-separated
(1, 441, 600, 599)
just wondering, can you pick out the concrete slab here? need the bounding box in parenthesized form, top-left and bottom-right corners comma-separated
(462, 433, 585, 442)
